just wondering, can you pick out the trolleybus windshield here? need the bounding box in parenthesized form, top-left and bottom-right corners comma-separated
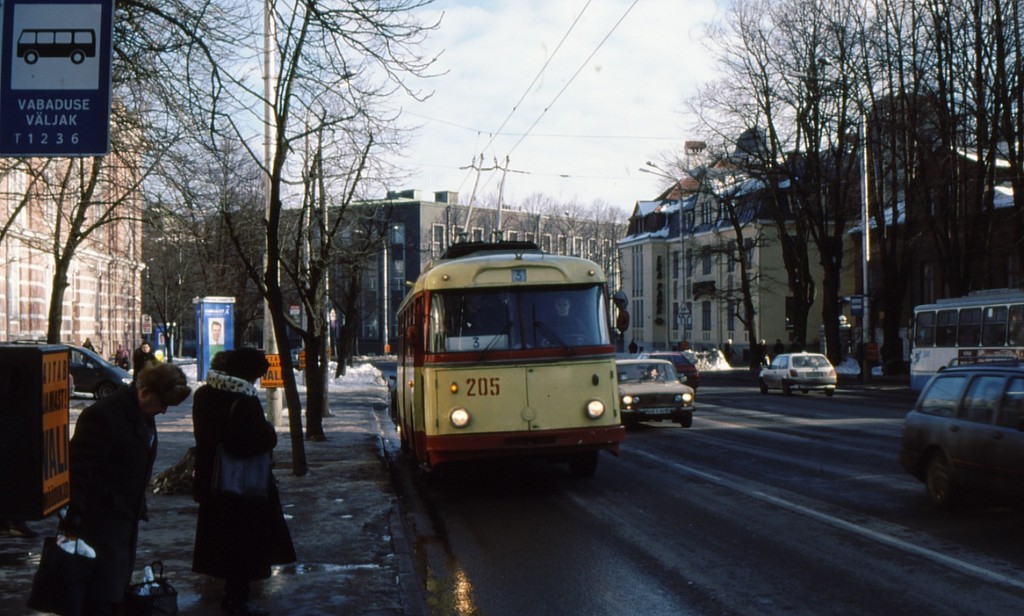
(429, 285, 610, 353)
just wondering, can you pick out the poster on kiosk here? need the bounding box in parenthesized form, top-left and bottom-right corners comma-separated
(195, 296, 234, 381)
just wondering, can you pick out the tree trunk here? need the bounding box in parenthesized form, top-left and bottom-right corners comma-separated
(303, 333, 327, 441)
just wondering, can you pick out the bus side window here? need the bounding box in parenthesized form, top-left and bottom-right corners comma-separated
(915, 311, 935, 347)
(982, 306, 1008, 347)
(958, 308, 982, 347)
(428, 295, 446, 352)
(1008, 305, 1024, 346)
(936, 310, 957, 346)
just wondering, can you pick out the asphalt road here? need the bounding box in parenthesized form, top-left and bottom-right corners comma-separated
(393, 374, 1024, 616)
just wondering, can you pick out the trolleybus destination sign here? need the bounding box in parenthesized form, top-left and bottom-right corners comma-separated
(0, 0, 113, 156)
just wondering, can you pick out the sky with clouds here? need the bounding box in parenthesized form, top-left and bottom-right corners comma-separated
(389, 0, 729, 211)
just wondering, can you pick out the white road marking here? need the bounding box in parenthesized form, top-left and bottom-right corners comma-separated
(632, 449, 1024, 591)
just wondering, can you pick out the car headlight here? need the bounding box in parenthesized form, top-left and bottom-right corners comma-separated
(121, 377, 132, 385)
(585, 400, 605, 419)
(622, 394, 636, 406)
(682, 392, 693, 404)
(450, 407, 470, 428)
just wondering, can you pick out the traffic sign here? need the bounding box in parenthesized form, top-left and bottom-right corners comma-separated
(0, 0, 113, 156)
(850, 295, 864, 317)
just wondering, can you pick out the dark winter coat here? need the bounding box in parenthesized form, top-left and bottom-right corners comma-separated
(66, 386, 157, 603)
(191, 383, 295, 580)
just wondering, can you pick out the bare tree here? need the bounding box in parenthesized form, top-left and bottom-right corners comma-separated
(694, 0, 869, 365)
(195, 0, 438, 472)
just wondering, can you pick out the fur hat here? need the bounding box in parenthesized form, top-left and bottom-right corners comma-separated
(137, 363, 191, 406)
(211, 348, 270, 383)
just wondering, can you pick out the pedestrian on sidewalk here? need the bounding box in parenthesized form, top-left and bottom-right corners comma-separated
(61, 362, 191, 615)
(132, 341, 157, 385)
(191, 349, 295, 616)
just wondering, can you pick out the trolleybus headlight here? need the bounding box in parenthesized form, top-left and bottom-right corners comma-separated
(450, 407, 471, 428)
(585, 400, 605, 419)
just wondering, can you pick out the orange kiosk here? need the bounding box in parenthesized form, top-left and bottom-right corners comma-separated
(0, 344, 71, 519)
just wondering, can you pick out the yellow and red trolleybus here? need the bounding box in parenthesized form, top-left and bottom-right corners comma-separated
(391, 241, 625, 477)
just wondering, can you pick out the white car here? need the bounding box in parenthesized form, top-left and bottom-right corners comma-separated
(758, 352, 837, 396)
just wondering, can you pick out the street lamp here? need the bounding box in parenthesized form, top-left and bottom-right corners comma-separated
(263, 0, 282, 422)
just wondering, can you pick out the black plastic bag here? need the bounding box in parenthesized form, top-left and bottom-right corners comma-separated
(26, 536, 95, 616)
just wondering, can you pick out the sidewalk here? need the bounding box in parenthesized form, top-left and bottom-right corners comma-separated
(0, 382, 424, 615)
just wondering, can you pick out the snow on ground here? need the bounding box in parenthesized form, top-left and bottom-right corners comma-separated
(681, 348, 867, 376)
(173, 357, 385, 392)
(171, 349, 874, 392)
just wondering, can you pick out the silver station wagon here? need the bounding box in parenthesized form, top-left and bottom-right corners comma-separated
(899, 363, 1024, 508)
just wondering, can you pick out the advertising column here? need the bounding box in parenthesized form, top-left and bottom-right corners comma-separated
(194, 296, 234, 381)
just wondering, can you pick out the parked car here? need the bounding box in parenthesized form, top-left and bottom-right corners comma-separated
(899, 363, 1024, 508)
(637, 351, 701, 389)
(67, 344, 131, 398)
(758, 352, 837, 396)
(616, 359, 695, 428)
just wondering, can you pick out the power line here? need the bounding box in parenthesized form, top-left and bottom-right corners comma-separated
(476, 0, 595, 157)
(503, 0, 641, 159)
(402, 110, 684, 141)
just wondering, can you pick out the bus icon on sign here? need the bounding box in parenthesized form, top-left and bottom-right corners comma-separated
(17, 29, 96, 64)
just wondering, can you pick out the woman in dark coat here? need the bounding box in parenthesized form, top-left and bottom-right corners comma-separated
(192, 349, 295, 616)
(64, 362, 191, 615)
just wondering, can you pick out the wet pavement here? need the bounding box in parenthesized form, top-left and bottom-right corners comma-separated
(1, 380, 425, 615)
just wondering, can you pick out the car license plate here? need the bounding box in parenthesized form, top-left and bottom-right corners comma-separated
(647, 407, 673, 415)
(809, 371, 823, 378)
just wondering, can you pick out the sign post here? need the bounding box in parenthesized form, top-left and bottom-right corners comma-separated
(0, 0, 114, 156)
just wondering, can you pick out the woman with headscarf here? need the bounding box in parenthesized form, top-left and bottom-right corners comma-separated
(191, 348, 295, 616)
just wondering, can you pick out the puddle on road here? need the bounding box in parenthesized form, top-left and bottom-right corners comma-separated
(0, 549, 36, 568)
(273, 562, 382, 575)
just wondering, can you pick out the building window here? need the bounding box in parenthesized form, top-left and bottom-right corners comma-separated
(686, 249, 693, 276)
(702, 251, 711, 275)
(727, 247, 735, 272)
(632, 246, 644, 297)
(671, 250, 679, 301)
(573, 237, 583, 256)
(507, 230, 519, 241)
(472, 227, 484, 242)
(558, 235, 567, 255)
(727, 299, 736, 331)
(701, 301, 712, 331)
(432, 224, 445, 258)
(542, 234, 552, 252)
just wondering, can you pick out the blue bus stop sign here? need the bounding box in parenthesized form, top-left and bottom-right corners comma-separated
(0, 0, 113, 156)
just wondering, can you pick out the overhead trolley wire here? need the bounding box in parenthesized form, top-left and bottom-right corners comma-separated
(502, 0, 640, 160)
(476, 0, 595, 157)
